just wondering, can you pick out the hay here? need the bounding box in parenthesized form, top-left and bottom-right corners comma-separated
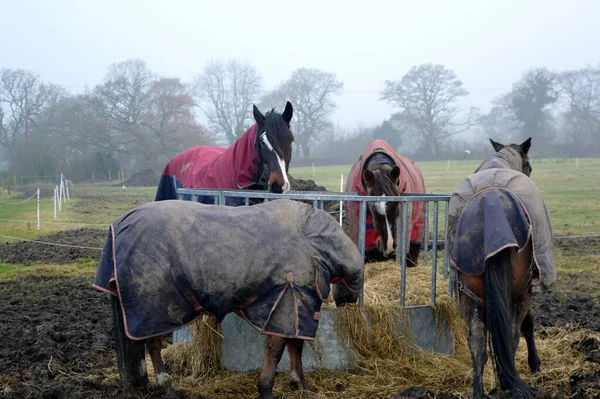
(161, 261, 600, 398)
(162, 314, 222, 379)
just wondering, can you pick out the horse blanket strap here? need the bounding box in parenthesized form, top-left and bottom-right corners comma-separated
(513, 260, 536, 310)
(248, 158, 268, 188)
(93, 199, 363, 341)
(448, 168, 556, 290)
(456, 259, 536, 309)
(457, 280, 484, 306)
(345, 139, 426, 251)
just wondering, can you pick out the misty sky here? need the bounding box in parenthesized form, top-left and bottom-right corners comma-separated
(2, 0, 599, 132)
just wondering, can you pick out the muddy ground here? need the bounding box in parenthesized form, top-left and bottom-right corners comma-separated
(1, 232, 599, 398)
(0, 228, 106, 265)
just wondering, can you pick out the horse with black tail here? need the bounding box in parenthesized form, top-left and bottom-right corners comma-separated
(448, 138, 556, 398)
(155, 102, 294, 204)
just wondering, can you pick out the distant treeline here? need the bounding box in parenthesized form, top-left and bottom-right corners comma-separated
(1, 59, 599, 182)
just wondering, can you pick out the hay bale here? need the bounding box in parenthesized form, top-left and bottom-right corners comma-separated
(162, 315, 222, 379)
(162, 262, 600, 398)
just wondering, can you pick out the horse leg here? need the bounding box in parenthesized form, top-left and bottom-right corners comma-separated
(111, 295, 149, 388)
(287, 338, 315, 392)
(407, 241, 421, 267)
(146, 336, 172, 390)
(464, 293, 487, 399)
(511, 240, 540, 373)
(521, 310, 541, 373)
(257, 335, 286, 399)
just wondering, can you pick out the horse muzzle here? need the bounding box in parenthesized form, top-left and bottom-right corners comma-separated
(269, 176, 290, 194)
(376, 235, 397, 255)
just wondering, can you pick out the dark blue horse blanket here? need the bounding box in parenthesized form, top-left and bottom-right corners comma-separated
(93, 199, 363, 341)
(448, 168, 556, 289)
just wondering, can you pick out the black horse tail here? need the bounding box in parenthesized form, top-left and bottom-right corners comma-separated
(485, 248, 533, 396)
(155, 174, 177, 201)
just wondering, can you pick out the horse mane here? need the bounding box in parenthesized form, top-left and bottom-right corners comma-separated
(366, 164, 401, 195)
(477, 144, 530, 175)
(264, 109, 294, 163)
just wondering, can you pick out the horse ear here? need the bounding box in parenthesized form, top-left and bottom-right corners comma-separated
(362, 170, 375, 184)
(253, 105, 265, 125)
(489, 138, 504, 152)
(390, 166, 400, 182)
(282, 101, 293, 125)
(520, 137, 532, 154)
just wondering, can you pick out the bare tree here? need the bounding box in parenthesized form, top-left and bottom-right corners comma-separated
(86, 59, 211, 170)
(262, 68, 343, 158)
(142, 77, 210, 163)
(193, 59, 262, 145)
(479, 95, 522, 141)
(88, 59, 155, 156)
(481, 68, 559, 155)
(381, 63, 475, 158)
(510, 68, 558, 143)
(0, 68, 64, 152)
(558, 65, 600, 154)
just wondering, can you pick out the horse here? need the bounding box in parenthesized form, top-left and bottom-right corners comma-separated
(93, 199, 364, 399)
(447, 137, 556, 398)
(345, 139, 426, 266)
(155, 102, 294, 204)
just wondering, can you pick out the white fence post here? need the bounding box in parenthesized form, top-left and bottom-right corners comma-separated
(312, 163, 316, 177)
(65, 179, 70, 202)
(339, 174, 344, 226)
(576, 156, 579, 170)
(53, 186, 57, 219)
(58, 184, 62, 212)
(36, 188, 40, 230)
(446, 159, 450, 172)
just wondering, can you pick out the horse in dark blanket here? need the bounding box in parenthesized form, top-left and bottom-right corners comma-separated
(93, 199, 363, 398)
(448, 137, 556, 398)
(155, 102, 294, 205)
(345, 139, 426, 265)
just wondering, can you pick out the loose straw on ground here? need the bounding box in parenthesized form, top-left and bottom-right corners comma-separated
(163, 261, 600, 399)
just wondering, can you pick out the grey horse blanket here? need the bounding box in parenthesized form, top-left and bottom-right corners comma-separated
(93, 199, 363, 341)
(448, 168, 556, 289)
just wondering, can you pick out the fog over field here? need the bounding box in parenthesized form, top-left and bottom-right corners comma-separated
(1, 0, 599, 175)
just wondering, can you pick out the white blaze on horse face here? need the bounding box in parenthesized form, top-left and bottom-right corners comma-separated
(373, 195, 394, 254)
(261, 133, 290, 193)
(277, 152, 290, 193)
(260, 133, 273, 151)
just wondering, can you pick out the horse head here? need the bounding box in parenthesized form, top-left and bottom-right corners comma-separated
(332, 280, 359, 307)
(489, 137, 533, 176)
(252, 102, 294, 193)
(362, 162, 403, 256)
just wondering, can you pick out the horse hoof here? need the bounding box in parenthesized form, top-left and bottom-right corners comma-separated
(289, 380, 316, 393)
(529, 357, 541, 373)
(161, 386, 180, 399)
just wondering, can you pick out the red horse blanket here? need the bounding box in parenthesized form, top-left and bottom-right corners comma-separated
(155, 124, 261, 201)
(345, 140, 426, 252)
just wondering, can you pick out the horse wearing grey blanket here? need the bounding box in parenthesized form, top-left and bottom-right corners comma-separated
(94, 199, 363, 398)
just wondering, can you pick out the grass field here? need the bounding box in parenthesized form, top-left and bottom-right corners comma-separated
(1, 160, 599, 398)
(0, 158, 598, 242)
(291, 158, 600, 236)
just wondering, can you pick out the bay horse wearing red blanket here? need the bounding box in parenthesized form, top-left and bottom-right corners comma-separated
(155, 102, 294, 205)
(345, 140, 426, 266)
